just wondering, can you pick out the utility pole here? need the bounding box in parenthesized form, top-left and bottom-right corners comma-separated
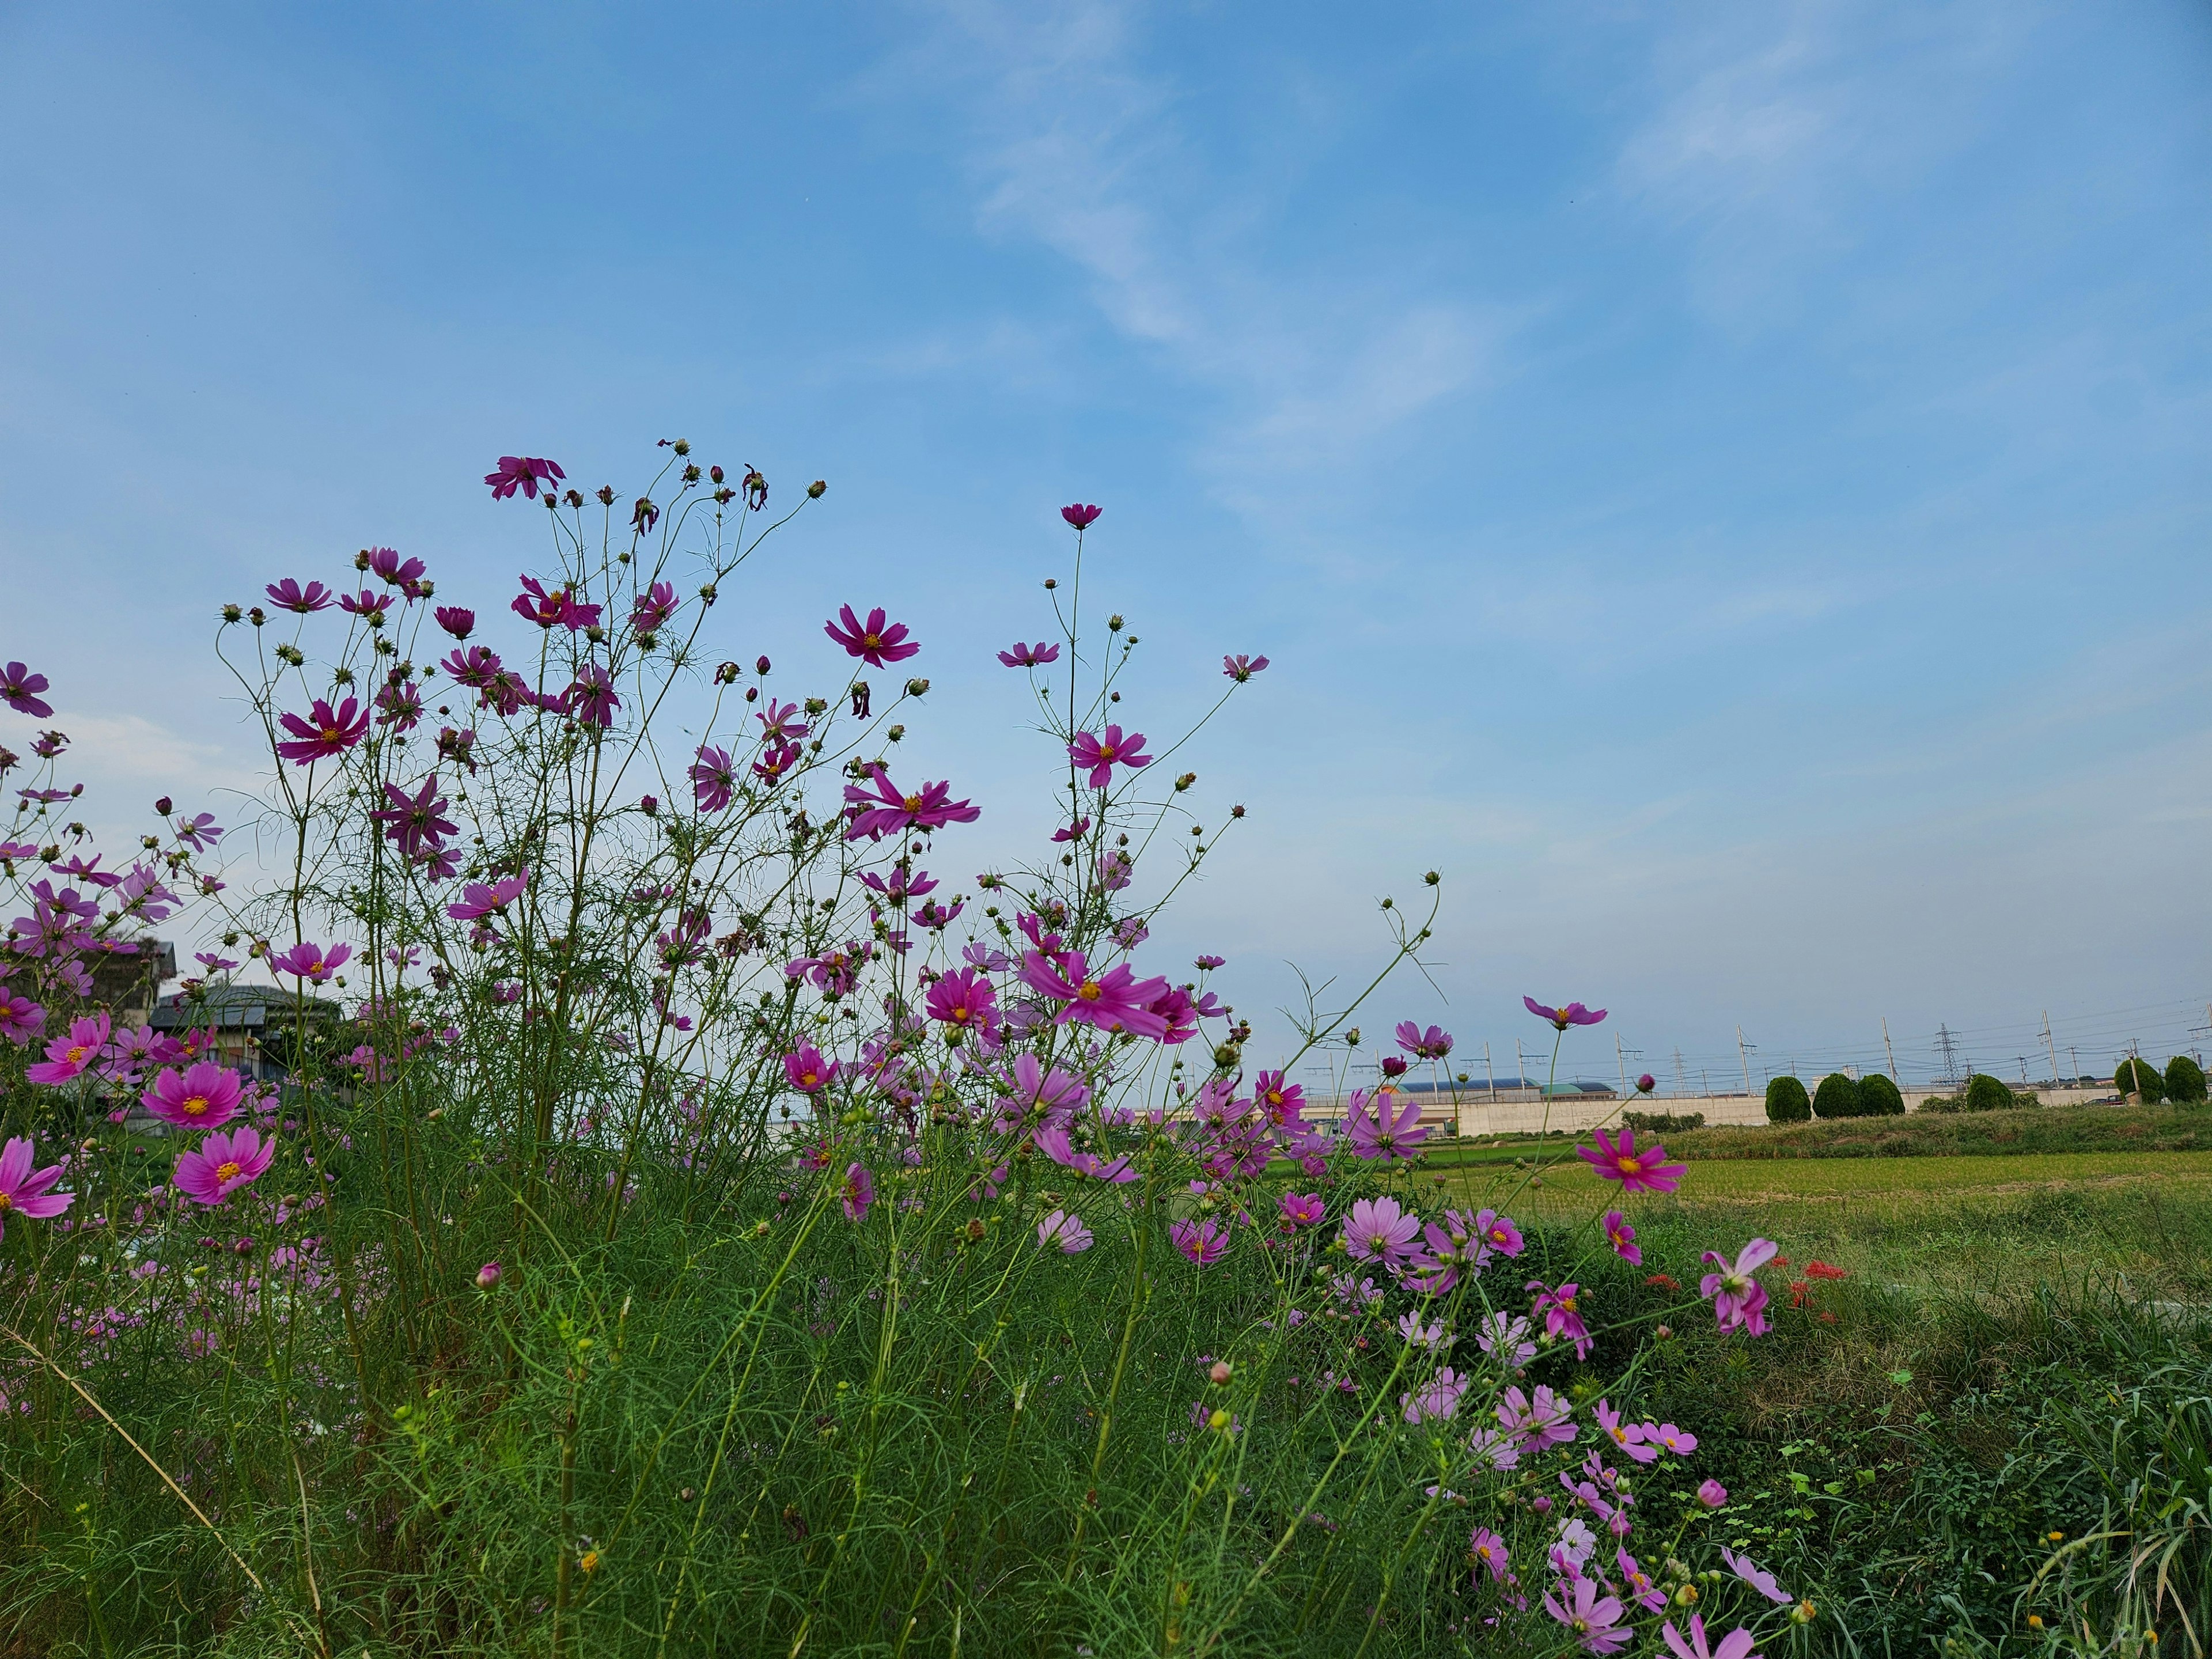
(1483, 1041, 1495, 1099)
(2041, 1012, 2061, 1088)
(1701, 1067, 1711, 1097)
(2068, 1046, 2080, 1085)
(1515, 1038, 1525, 1099)
(1882, 1017, 1899, 1085)
(1617, 1033, 1626, 1096)
(1673, 1046, 1687, 1098)
(1935, 1025, 1961, 1088)
(2019, 1056, 2030, 1086)
(1737, 1027, 1755, 1097)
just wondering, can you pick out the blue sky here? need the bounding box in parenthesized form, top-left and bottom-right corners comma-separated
(2, 2, 2208, 1088)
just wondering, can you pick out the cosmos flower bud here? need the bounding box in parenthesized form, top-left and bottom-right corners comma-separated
(808, 479, 827, 499)
(1175, 772, 1196, 791)
(354, 550, 372, 571)
(711, 465, 725, 484)
(905, 678, 929, 697)
(715, 661, 740, 684)
(1696, 1479, 1728, 1508)
(475, 1262, 502, 1290)
(249, 608, 267, 627)
(563, 489, 583, 508)
(672, 438, 691, 456)
(756, 656, 771, 675)
(640, 795, 658, 816)
(221, 603, 242, 623)
(154, 797, 173, 816)
(1637, 1073, 1656, 1093)
(597, 486, 616, 505)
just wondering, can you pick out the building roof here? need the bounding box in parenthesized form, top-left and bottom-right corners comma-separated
(149, 982, 343, 1029)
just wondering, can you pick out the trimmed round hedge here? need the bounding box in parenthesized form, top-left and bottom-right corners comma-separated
(2162, 1055, 2205, 1104)
(1812, 1071, 1862, 1119)
(1963, 1073, 2014, 1113)
(1859, 1073, 1906, 1116)
(1765, 1075, 1811, 1123)
(2115, 1057, 2165, 1103)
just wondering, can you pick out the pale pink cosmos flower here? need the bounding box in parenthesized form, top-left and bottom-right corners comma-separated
(1036, 1209, 1093, 1253)
(1468, 1526, 1509, 1582)
(1593, 1400, 1659, 1465)
(1696, 1478, 1728, 1508)
(1340, 1195, 1423, 1269)
(1476, 1310, 1537, 1368)
(1343, 1087, 1426, 1163)
(1498, 1384, 1577, 1453)
(1544, 1574, 1631, 1654)
(1700, 1238, 1779, 1336)
(840, 1162, 874, 1222)
(1647, 1421, 1699, 1456)
(1619, 1549, 1668, 1614)
(1663, 1615, 1763, 1659)
(0, 1136, 74, 1236)
(174, 1126, 274, 1206)
(1400, 1365, 1468, 1425)
(1721, 1546, 1791, 1605)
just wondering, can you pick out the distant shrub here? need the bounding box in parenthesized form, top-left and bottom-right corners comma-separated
(1859, 1073, 1905, 1116)
(1964, 1073, 2016, 1113)
(1766, 1075, 1811, 1123)
(1812, 1071, 1863, 1119)
(2115, 1057, 2165, 1103)
(1623, 1109, 1706, 1134)
(2162, 1055, 2206, 1104)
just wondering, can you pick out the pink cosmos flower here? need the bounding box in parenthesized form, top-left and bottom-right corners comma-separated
(266, 579, 334, 614)
(338, 589, 389, 622)
(1593, 1399, 1659, 1465)
(1061, 503, 1101, 529)
(995, 1052, 1088, 1134)
(1278, 1191, 1325, 1228)
(998, 641, 1060, 667)
(1032, 1126, 1137, 1184)
(567, 665, 620, 728)
(691, 745, 737, 813)
(369, 777, 456, 858)
(1696, 1478, 1728, 1509)
(1699, 1238, 1778, 1336)
(631, 581, 678, 634)
(26, 1013, 112, 1085)
(824, 605, 920, 667)
(1721, 1547, 1791, 1606)
(783, 1046, 838, 1094)
(512, 575, 600, 632)
(434, 605, 475, 639)
(0, 991, 44, 1046)
(1067, 725, 1152, 790)
(446, 870, 530, 921)
(1498, 1384, 1577, 1453)
(1602, 1209, 1642, 1266)
(275, 697, 369, 765)
(174, 1125, 274, 1206)
(1544, 1575, 1631, 1654)
(143, 1063, 243, 1130)
(839, 1162, 873, 1222)
(1169, 1218, 1228, 1266)
(173, 812, 223, 851)
(1343, 1087, 1426, 1163)
(1477, 1310, 1537, 1368)
(0, 1137, 73, 1236)
(923, 967, 997, 1036)
(1341, 1195, 1424, 1268)
(1400, 1366, 1468, 1425)
(1524, 996, 1607, 1031)
(269, 942, 351, 985)
(484, 456, 565, 500)
(1529, 1281, 1593, 1359)
(0, 663, 52, 719)
(842, 764, 980, 842)
(1475, 1209, 1525, 1257)
(1255, 1070, 1307, 1127)
(1469, 1527, 1509, 1582)
(1221, 654, 1268, 682)
(1394, 1021, 1453, 1059)
(1578, 1126, 1687, 1195)
(1663, 1616, 1762, 1659)
(1036, 1209, 1093, 1253)
(756, 699, 809, 743)
(754, 741, 800, 785)
(1647, 1421, 1698, 1456)
(366, 547, 426, 589)
(1019, 949, 1172, 1040)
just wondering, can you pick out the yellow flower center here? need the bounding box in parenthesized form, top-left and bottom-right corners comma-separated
(1076, 982, 1103, 1002)
(0, 1193, 12, 1211)
(1559, 1294, 1576, 1312)
(951, 1007, 969, 1022)
(320, 726, 340, 741)
(215, 1161, 243, 1183)
(903, 794, 924, 812)
(1619, 1156, 1641, 1174)
(863, 632, 882, 648)
(183, 1096, 209, 1116)
(66, 1045, 88, 1063)
(800, 1071, 818, 1088)
(1097, 744, 1116, 761)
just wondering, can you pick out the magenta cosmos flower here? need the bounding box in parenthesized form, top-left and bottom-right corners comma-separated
(1524, 995, 1607, 1031)
(1664, 1616, 1763, 1659)
(691, 745, 738, 813)
(995, 1051, 1088, 1134)
(1067, 725, 1152, 790)
(269, 942, 351, 985)
(1544, 1575, 1631, 1654)
(923, 967, 997, 1036)
(1528, 1279, 1593, 1359)
(840, 1162, 873, 1222)
(434, 605, 475, 639)
(1341, 1195, 1423, 1269)
(631, 581, 678, 634)
(842, 765, 980, 842)
(1578, 1126, 1687, 1196)
(1061, 503, 1101, 529)
(1475, 1208, 1525, 1256)
(1344, 1087, 1427, 1163)
(1036, 1209, 1093, 1253)
(369, 777, 457, 858)
(1594, 1399, 1659, 1465)
(275, 696, 369, 765)
(783, 1045, 838, 1094)
(1395, 1021, 1453, 1060)
(997, 641, 1060, 667)
(0, 1136, 73, 1236)
(1169, 1218, 1228, 1266)
(1602, 1208, 1641, 1265)
(143, 1062, 244, 1130)
(1, 662, 54, 718)
(25, 1013, 111, 1085)
(1032, 1126, 1137, 1184)
(1019, 949, 1172, 1040)
(0, 990, 44, 1046)
(512, 575, 600, 632)
(567, 664, 620, 729)
(266, 578, 334, 614)
(485, 456, 565, 500)
(175, 1124, 275, 1206)
(1222, 654, 1268, 683)
(824, 605, 920, 667)
(446, 870, 530, 922)
(1700, 1238, 1778, 1336)
(1279, 1191, 1325, 1228)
